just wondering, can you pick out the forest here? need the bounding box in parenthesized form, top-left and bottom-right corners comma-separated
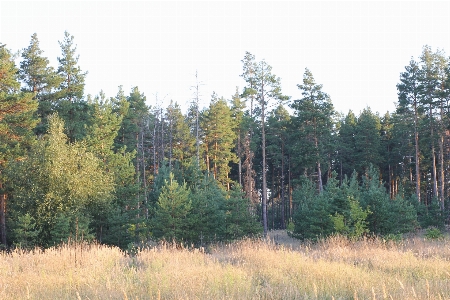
(0, 31, 449, 250)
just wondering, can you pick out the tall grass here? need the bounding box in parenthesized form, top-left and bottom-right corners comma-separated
(1, 231, 450, 299)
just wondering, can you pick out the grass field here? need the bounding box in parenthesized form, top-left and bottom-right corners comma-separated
(1, 231, 450, 299)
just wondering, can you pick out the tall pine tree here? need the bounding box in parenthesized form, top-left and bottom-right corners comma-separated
(0, 44, 38, 246)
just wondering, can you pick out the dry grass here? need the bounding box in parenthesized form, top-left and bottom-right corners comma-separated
(1, 231, 450, 299)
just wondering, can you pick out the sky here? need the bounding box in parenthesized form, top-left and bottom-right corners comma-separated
(2, 1, 450, 116)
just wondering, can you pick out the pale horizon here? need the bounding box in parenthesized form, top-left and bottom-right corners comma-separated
(2, 1, 450, 116)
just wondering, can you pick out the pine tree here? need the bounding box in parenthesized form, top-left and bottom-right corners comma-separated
(189, 173, 226, 245)
(201, 93, 237, 189)
(165, 100, 195, 172)
(292, 177, 334, 240)
(418, 45, 440, 202)
(84, 91, 137, 246)
(266, 104, 290, 228)
(151, 173, 191, 242)
(397, 58, 423, 202)
(19, 33, 61, 135)
(230, 87, 246, 186)
(0, 44, 38, 247)
(55, 31, 89, 142)
(290, 68, 335, 193)
(380, 112, 397, 198)
(225, 185, 262, 240)
(354, 108, 383, 175)
(241, 52, 288, 236)
(337, 111, 358, 181)
(239, 53, 259, 212)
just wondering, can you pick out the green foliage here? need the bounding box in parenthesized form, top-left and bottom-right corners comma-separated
(12, 213, 39, 249)
(151, 173, 192, 242)
(54, 31, 90, 142)
(330, 196, 371, 240)
(114, 86, 148, 153)
(201, 93, 238, 189)
(415, 199, 445, 230)
(0, 43, 39, 246)
(0, 45, 38, 158)
(354, 109, 383, 174)
(166, 100, 196, 171)
(292, 166, 418, 240)
(56, 31, 86, 103)
(19, 33, 61, 136)
(347, 196, 371, 239)
(289, 68, 335, 190)
(424, 227, 443, 240)
(50, 212, 94, 246)
(359, 165, 417, 235)
(6, 37, 450, 249)
(224, 185, 262, 240)
(337, 111, 358, 179)
(383, 195, 418, 234)
(292, 178, 334, 240)
(6, 115, 114, 247)
(330, 213, 346, 234)
(189, 174, 226, 244)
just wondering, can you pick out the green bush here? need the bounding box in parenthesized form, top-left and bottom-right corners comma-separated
(424, 227, 443, 240)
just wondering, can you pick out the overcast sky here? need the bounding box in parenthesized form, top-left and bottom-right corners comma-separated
(2, 1, 450, 116)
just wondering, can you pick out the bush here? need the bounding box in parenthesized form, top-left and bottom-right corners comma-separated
(424, 227, 443, 240)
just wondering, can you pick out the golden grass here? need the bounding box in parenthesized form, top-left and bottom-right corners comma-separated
(1, 231, 450, 299)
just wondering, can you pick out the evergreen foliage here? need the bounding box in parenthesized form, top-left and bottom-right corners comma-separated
(3, 33, 450, 249)
(5, 115, 114, 246)
(151, 173, 192, 242)
(54, 31, 90, 142)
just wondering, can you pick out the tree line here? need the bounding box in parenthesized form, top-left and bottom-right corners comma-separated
(0, 32, 448, 249)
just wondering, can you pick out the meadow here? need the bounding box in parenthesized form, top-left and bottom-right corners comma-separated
(1, 231, 450, 299)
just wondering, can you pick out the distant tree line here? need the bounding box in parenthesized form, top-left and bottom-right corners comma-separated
(0, 33, 448, 249)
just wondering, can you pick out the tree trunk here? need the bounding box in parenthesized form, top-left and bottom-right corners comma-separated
(288, 155, 293, 220)
(281, 141, 286, 229)
(136, 133, 140, 221)
(238, 130, 242, 187)
(439, 101, 445, 210)
(314, 119, 323, 193)
(439, 134, 445, 210)
(271, 167, 275, 230)
(414, 99, 421, 202)
(430, 105, 438, 200)
(261, 101, 268, 237)
(0, 189, 6, 247)
(142, 129, 148, 220)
